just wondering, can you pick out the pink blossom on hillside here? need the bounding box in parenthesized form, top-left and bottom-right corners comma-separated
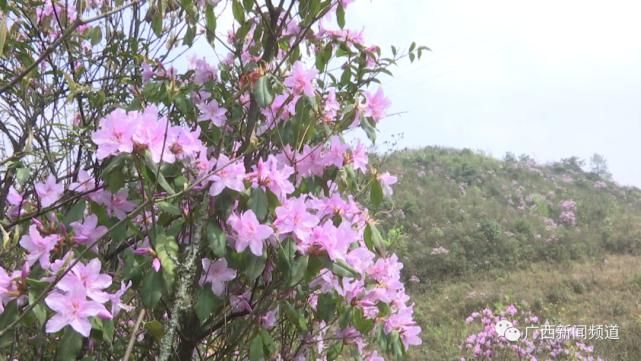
(97, 190, 136, 220)
(91, 109, 134, 159)
(189, 56, 218, 84)
(70, 214, 107, 248)
(248, 155, 295, 201)
(227, 210, 273, 256)
(35, 175, 64, 207)
(200, 258, 237, 296)
(19, 225, 59, 268)
(198, 100, 227, 127)
(274, 197, 319, 242)
(58, 258, 112, 303)
(45, 279, 111, 337)
(363, 87, 391, 122)
(209, 154, 246, 196)
(284, 61, 317, 97)
(378, 172, 398, 196)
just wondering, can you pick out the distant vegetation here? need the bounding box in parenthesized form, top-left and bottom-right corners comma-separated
(373, 147, 641, 360)
(375, 147, 641, 282)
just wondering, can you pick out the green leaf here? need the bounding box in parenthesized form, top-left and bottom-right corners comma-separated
(336, 4, 346, 28)
(360, 117, 377, 143)
(330, 259, 360, 278)
(316, 293, 336, 322)
(141, 270, 163, 308)
(205, 5, 217, 44)
(364, 223, 385, 253)
(57, 327, 83, 361)
(28, 289, 47, 327)
(232, 0, 245, 23)
(15, 167, 30, 185)
(157, 201, 181, 216)
(105, 166, 125, 192)
(259, 329, 276, 356)
(243, 252, 267, 281)
(101, 319, 115, 344)
(370, 177, 384, 207)
(253, 76, 273, 108)
(154, 234, 178, 288)
(63, 200, 86, 226)
(151, 6, 163, 36)
(206, 221, 227, 257)
(145, 320, 165, 342)
(288, 255, 308, 286)
(0, 14, 7, 57)
(326, 342, 343, 361)
(248, 187, 268, 221)
(0, 301, 18, 349)
(283, 301, 308, 331)
(195, 287, 223, 323)
(352, 307, 374, 334)
(249, 335, 264, 361)
(89, 26, 102, 46)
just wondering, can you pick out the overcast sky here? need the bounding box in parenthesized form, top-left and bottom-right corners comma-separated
(346, 0, 641, 187)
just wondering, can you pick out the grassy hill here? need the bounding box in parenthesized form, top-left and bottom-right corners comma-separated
(377, 146, 641, 282)
(374, 147, 641, 360)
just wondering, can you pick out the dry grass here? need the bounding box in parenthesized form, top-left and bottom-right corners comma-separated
(408, 254, 641, 360)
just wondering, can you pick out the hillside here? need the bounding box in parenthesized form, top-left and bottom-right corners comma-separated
(378, 146, 641, 281)
(376, 147, 641, 360)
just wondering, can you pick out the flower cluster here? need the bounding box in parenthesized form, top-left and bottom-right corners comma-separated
(559, 200, 577, 226)
(0, 0, 425, 359)
(462, 305, 603, 361)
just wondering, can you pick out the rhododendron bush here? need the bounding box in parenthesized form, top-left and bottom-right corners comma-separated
(461, 305, 603, 361)
(0, 0, 427, 359)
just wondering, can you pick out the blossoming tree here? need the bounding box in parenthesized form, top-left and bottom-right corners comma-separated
(0, 0, 427, 359)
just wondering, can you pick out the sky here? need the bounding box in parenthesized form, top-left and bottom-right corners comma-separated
(345, 0, 641, 187)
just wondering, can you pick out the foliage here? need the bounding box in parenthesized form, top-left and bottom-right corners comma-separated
(376, 147, 641, 281)
(0, 1, 427, 360)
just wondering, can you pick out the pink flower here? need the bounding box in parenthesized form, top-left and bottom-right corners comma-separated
(274, 197, 319, 242)
(58, 258, 112, 303)
(189, 56, 218, 84)
(378, 172, 398, 196)
(91, 109, 134, 160)
(70, 214, 107, 248)
(346, 247, 375, 275)
(35, 175, 64, 207)
(363, 87, 391, 122)
(69, 170, 97, 194)
(199, 258, 237, 296)
(209, 154, 246, 196)
(0, 266, 23, 313)
(384, 305, 422, 349)
(109, 281, 132, 317)
(324, 136, 349, 168)
(260, 307, 279, 329)
(284, 61, 318, 97)
(364, 351, 384, 361)
(19, 225, 59, 268)
(300, 222, 350, 261)
(198, 100, 227, 127)
(45, 279, 111, 337)
(349, 142, 368, 173)
(98, 190, 136, 220)
(248, 155, 295, 201)
(227, 210, 273, 256)
(141, 62, 154, 83)
(322, 88, 340, 123)
(7, 186, 23, 206)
